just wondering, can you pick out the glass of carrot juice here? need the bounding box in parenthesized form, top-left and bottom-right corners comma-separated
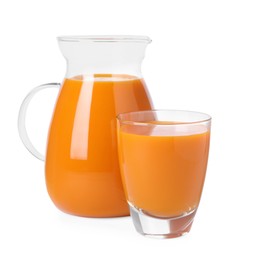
(117, 110, 211, 238)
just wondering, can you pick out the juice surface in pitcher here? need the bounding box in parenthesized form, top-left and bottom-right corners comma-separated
(45, 74, 152, 217)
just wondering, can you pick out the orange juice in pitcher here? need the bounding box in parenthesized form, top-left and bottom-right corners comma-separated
(18, 36, 153, 217)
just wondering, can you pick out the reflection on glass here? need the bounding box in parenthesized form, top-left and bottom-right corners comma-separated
(71, 80, 94, 160)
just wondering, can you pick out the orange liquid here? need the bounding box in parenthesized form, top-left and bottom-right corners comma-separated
(118, 124, 210, 218)
(45, 75, 152, 217)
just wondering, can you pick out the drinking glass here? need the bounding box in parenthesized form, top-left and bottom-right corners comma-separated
(117, 110, 211, 238)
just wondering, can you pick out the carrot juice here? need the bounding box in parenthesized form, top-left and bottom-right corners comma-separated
(45, 74, 152, 217)
(117, 122, 210, 218)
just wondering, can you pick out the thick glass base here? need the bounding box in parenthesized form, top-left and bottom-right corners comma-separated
(129, 203, 196, 239)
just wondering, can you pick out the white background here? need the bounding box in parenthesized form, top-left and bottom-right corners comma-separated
(1, 0, 253, 259)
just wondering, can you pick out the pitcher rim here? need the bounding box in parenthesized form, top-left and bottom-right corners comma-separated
(57, 35, 152, 43)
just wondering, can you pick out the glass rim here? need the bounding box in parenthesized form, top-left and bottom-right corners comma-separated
(117, 109, 212, 126)
(57, 35, 152, 44)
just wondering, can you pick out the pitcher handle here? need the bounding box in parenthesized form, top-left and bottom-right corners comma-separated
(18, 83, 61, 161)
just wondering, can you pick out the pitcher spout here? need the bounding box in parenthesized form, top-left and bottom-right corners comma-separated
(57, 35, 151, 78)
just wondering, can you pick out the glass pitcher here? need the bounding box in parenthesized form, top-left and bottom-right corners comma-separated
(18, 35, 153, 217)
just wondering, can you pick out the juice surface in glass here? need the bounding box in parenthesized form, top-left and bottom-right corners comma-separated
(118, 123, 210, 218)
(45, 74, 152, 217)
